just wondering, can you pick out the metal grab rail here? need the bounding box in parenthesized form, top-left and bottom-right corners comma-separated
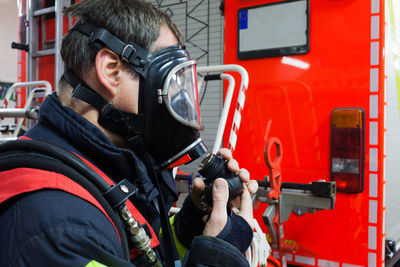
(0, 107, 39, 119)
(197, 65, 249, 154)
(0, 81, 52, 139)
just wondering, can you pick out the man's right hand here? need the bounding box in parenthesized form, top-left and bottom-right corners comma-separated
(202, 178, 253, 237)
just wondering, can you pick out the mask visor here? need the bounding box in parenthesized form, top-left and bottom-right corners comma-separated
(162, 60, 203, 130)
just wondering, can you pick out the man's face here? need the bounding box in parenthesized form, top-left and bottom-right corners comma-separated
(113, 26, 179, 114)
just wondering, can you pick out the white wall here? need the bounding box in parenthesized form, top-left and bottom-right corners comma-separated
(0, 0, 18, 83)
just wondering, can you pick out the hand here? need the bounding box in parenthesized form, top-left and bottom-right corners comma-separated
(191, 148, 258, 212)
(217, 148, 258, 195)
(202, 178, 253, 236)
(191, 148, 258, 233)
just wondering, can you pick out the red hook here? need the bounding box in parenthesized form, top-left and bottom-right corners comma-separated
(264, 137, 283, 200)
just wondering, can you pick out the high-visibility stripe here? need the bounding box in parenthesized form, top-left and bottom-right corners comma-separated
(318, 259, 339, 267)
(369, 148, 378, 171)
(371, 15, 380, 40)
(285, 253, 293, 262)
(370, 95, 379, 118)
(369, 1, 383, 266)
(371, 0, 379, 13)
(370, 68, 379, 92)
(85, 260, 108, 267)
(370, 122, 378, 145)
(369, 200, 378, 224)
(343, 264, 363, 267)
(169, 215, 187, 259)
(370, 173, 378, 197)
(368, 252, 377, 267)
(368, 226, 377, 250)
(370, 42, 380, 65)
(294, 255, 315, 265)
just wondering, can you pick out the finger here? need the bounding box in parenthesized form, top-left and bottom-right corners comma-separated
(238, 186, 254, 229)
(191, 177, 206, 198)
(229, 180, 258, 208)
(190, 177, 206, 209)
(210, 178, 229, 216)
(246, 180, 259, 195)
(203, 178, 229, 236)
(226, 158, 240, 173)
(237, 168, 250, 183)
(229, 194, 241, 209)
(216, 148, 232, 161)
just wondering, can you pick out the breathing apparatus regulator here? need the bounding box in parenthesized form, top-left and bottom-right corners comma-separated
(198, 153, 244, 207)
(63, 20, 207, 170)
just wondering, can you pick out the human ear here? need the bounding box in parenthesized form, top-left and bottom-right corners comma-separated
(95, 48, 122, 98)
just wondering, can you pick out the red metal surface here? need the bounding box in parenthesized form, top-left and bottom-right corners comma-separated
(224, 0, 385, 265)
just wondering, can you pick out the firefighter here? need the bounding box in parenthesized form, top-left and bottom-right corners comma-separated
(0, 0, 258, 266)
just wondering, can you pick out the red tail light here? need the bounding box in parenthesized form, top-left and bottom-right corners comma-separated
(330, 108, 364, 193)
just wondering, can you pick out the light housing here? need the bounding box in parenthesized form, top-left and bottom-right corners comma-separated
(330, 108, 365, 193)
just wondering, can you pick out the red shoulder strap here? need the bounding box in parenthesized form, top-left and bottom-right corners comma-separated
(0, 167, 120, 240)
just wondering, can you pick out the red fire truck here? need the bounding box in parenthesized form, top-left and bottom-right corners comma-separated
(222, 0, 400, 266)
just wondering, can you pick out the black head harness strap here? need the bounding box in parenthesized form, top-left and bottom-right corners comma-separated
(63, 67, 145, 138)
(64, 67, 108, 111)
(62, 21, 150, 139)
(71, 20, 152, 78)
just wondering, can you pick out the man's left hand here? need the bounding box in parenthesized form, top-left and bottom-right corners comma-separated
(190, 148, 258, 227)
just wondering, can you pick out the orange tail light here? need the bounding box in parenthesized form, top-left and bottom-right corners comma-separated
(330, 108, 364, 193)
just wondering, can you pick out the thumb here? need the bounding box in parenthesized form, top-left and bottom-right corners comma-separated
(211, 178, 229, 212)
(203, 178, 229, 236)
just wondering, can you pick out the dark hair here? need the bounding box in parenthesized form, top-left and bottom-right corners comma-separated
(60, 0, 183, 83)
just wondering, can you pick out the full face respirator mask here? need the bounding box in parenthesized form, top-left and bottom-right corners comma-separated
(63, 20, 207, 169)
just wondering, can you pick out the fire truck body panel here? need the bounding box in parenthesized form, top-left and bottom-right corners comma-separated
(224, 0, 399, 265)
